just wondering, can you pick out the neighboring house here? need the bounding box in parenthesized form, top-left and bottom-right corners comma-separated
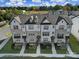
(10, 11, 72, 47)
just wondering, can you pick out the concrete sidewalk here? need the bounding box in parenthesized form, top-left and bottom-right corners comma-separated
(52, 43, 56, 54)
(0, 53, 79, 58)
(0, 38, 9, 50)
(36, 44, 40, 54)
(20, 44, 26, 54)
(67, 44, 74, 54)
(0, 54, 66, 58)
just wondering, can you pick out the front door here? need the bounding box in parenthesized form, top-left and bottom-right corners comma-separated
(22, 36, 26, 43)
(51, 36, 55, 42)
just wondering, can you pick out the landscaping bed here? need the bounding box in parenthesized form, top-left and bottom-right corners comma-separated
(40, 44, 52, 54)
(69, 35, 79, 54)
(56, 47, 67, 54)
(0, 38, 21, 53)
(25, 44, 37, 53)
(55, 43, 67, 54)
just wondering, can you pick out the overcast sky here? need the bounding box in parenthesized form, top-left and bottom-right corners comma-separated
(0, 0, 79, 7)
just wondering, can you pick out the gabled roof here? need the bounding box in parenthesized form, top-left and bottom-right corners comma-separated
(56, 15, 72, 25)
(18, 14, 30, 24)
(12, 11, 72, 25)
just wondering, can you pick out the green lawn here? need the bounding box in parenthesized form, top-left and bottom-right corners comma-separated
(40, 44, 52, 54)
(0, 57, 66, 59)
(25, 45, 36, 53)
(56, 48, 67, 54)
(69, 35, 79, 54)
(0, 38, 21, 53)
(25, 11, 48, 15)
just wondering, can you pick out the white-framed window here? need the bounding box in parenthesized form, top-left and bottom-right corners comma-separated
(28, 25, 34, 30)
(57, 34, 64, 39)
(14, 34, 20, 38)
(16, 39, 20, 42)
(44, 25, 49, 30)
(43, 32, 49, 36)
(59, 25, 64, 30)
(13, 25, 18, 29)
(29, 33, 35, 36)
(30, 39, 34, 41)
(43, 38, 48, 42)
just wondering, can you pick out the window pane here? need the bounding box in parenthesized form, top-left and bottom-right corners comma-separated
(14, 34, 20, 38)
(28, 25, 34, 29)
(57, 34, 64, 39)
(13, 25, 18, 29)
(59, 25, 64, 30)
(43, 32, 49, 36)
(44, 25, 49, 30)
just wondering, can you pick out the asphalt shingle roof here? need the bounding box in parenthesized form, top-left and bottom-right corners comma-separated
(13, 12, 72, 25)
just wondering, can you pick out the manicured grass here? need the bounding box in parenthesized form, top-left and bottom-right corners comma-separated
(0, 38, 21, 53)
(56, 48, 67, 54)
(25, 11, 48, 15)
(69, 35, 79, 54)
(0, 57, 66, 59)
(40, 44, 52, 54)
(25, 45, 36, 53)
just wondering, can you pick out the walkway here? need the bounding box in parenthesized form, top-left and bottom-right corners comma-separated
(20, 44, 26, 54)
(0, 38, 9, 50)
(0, 53, 79, 58)
(52, 43, 56, 54)
(0, 54, 66, 58)
(67, 44, 74, 54)
(36, 44, 40, 54)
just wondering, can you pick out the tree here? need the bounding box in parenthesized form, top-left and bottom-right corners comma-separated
(63, 3, 72, 11)
(0, 16, 4, 22)
(53, 5, 63, 10)
(48, 6, 53, 10)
